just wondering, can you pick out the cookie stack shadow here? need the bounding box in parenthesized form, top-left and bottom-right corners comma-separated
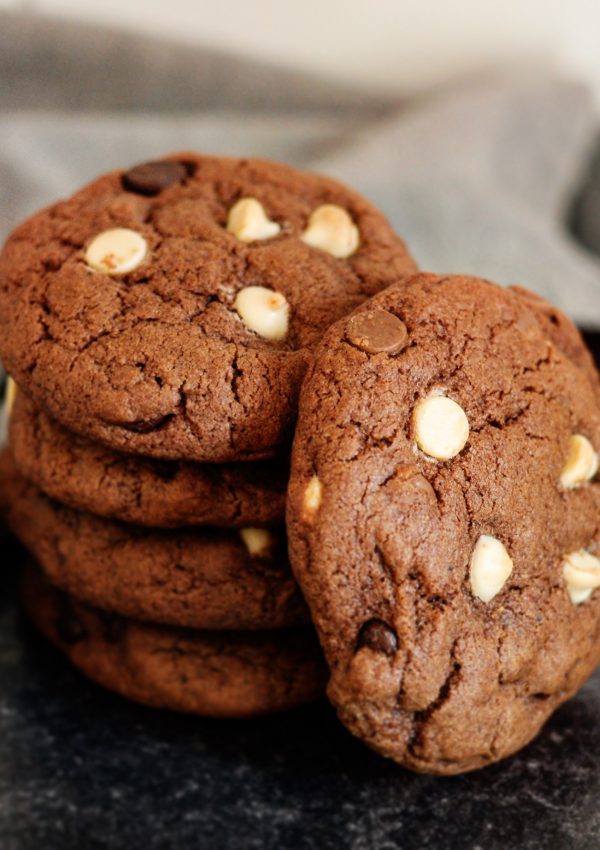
(2, 388, 326, 717)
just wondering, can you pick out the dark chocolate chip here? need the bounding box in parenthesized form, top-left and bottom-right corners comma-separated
(119, 414, 174, 434)
(122, 161, 188, 196)
(357, 619, 398, 656)
(181, 160, 198, 178)
(346, 309, 408, 355)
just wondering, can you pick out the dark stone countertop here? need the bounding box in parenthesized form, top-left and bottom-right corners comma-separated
(3, 333, 600, 850)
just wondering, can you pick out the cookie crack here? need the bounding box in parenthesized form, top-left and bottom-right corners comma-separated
(230, 349, 244, 408)
(406, 640, 461, 757)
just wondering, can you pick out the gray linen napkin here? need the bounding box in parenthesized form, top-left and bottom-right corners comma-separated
(1, 11, 599, 328)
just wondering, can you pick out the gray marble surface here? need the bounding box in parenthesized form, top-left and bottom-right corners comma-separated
(2, 527, 600, 850)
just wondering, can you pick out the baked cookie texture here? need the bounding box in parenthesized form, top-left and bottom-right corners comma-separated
(287, 273, 600, 774)
(23, 564, 326, 718)
(0, 153, 416, 462)
(1, 451, 306, 631)
(509, 284, 600, 392)
(9, 392, 287, 528)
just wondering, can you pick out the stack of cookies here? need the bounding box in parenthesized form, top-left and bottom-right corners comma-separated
(5, 150, 600, 775)
(0, 153, 416, 718)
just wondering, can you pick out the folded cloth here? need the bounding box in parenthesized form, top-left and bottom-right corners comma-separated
(1, 12, 599, 327)
(317, 74, 600, 328)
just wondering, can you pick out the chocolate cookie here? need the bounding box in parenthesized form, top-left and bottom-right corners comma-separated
(2, 452, 306, 630)
(509, 284, 600, 391)
(0, 153, 416, 462)
(23, 565, 325, 718)
(287, 273, 600, 774)
(9, 392, 286, 528)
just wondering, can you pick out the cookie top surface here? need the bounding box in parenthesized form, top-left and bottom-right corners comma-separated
(2, 451, 306, 631)
(9, 391, 287, 528)
(509, 284, 600, 391)
(23, 565, 326, 718)
(287, 273, 600, 774)
(0, 153, 416, 462)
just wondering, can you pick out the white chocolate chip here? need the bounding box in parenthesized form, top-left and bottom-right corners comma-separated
(301, 204, 360, 258)
(470, 535, 513, 603)
(239, 527, 274, 557)
(567, 586, 593, 606)
(302, 475, 322, 520)
(560, 434, 598, 489)
(226, 198, 281, 243)
(562, 549, 600, 605)
(234, 286, 289, 340)
(84, 228, 147, 275)
(413, 395, 469, 461)
(562, 550, 600, 590)
(4, 377, 17, 418)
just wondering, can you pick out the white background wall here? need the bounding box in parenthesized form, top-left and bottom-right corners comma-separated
(3, 0, 600, 99)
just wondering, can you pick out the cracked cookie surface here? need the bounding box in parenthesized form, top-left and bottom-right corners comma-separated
(287, 273, 600, 774)
(0, 152, 416, 461)
(2, 451, 306, 631)
(9, 392, 287, 528)
(22, 564, 325, 718)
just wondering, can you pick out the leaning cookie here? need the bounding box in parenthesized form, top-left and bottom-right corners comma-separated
(509, 284, 600, 391)
(9, 391, 287, 528)
(23, 565, 325, 718)
(2, 451, 306, 631)
(287, 273, 600, 774)
(0, 153, 416, 462)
